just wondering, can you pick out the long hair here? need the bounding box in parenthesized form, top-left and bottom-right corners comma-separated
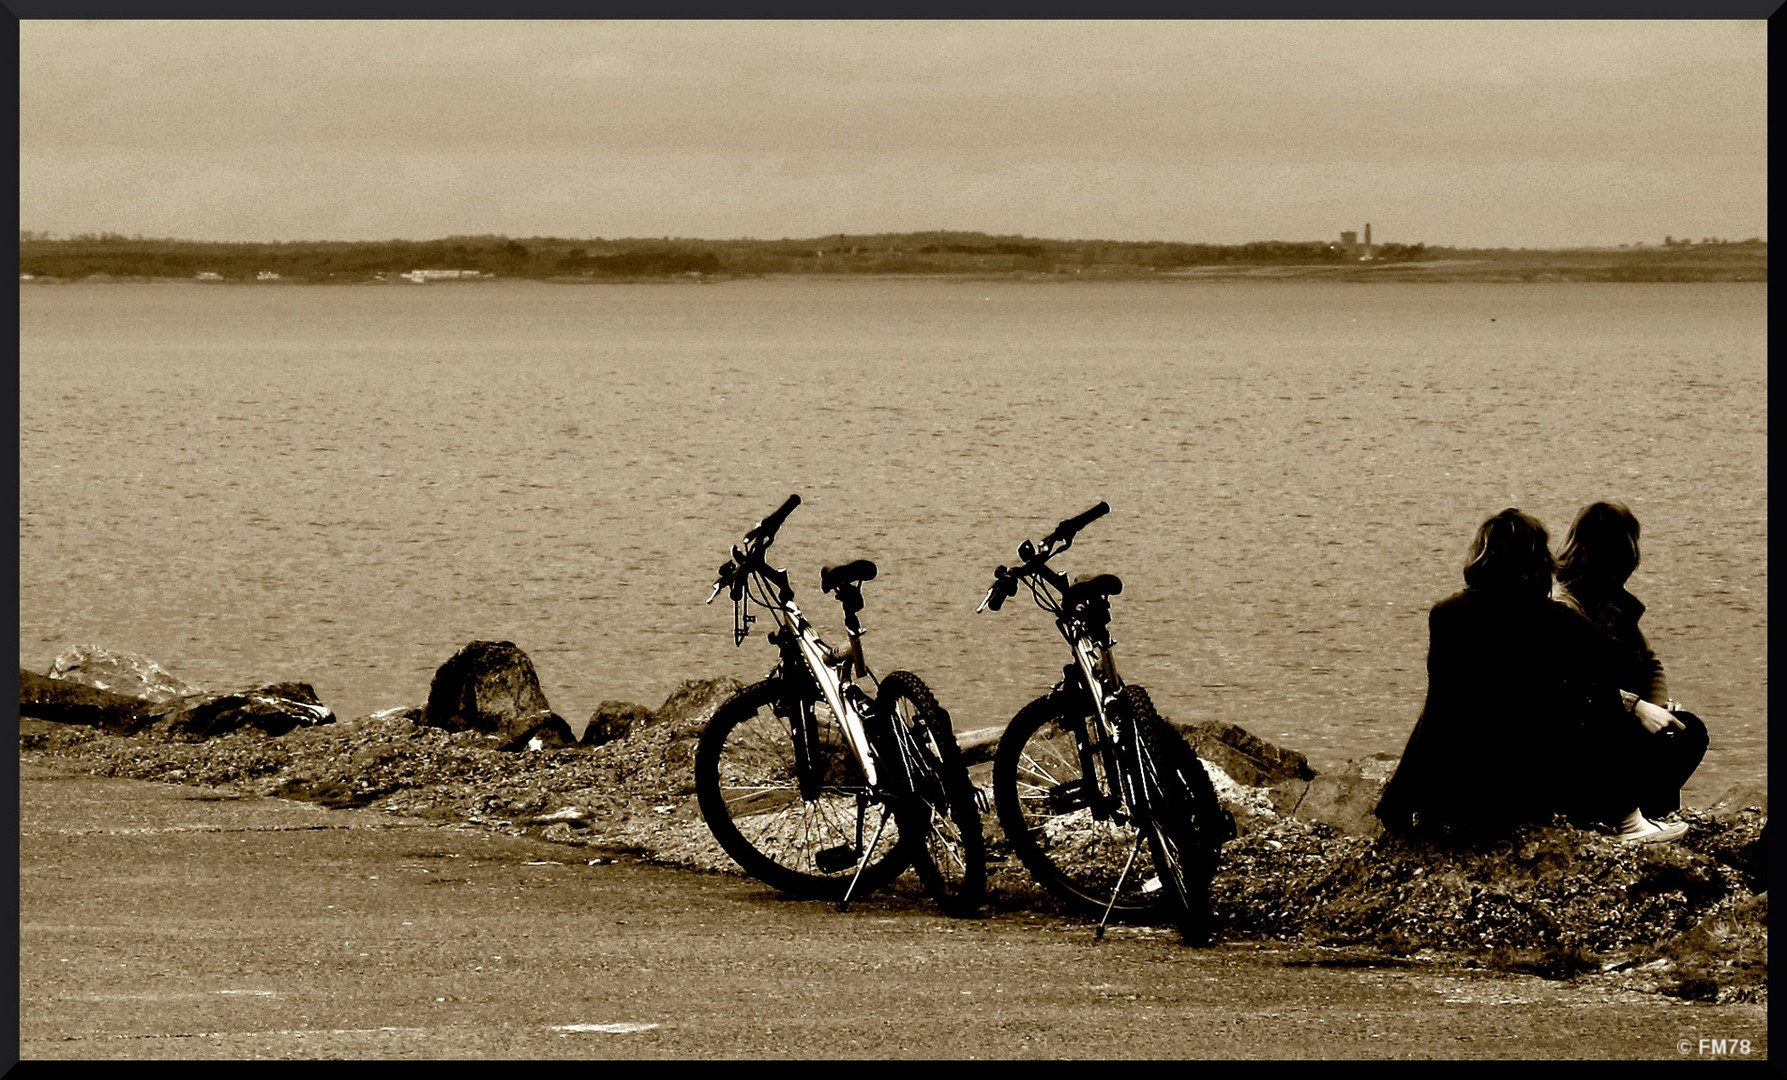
(1461, 507, 1556, 599)
(1556, 500, 1641, 591)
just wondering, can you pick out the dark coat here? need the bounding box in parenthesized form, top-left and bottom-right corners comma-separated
(1553, 581, 1669, 705)
(1375, 587, 1628, 840)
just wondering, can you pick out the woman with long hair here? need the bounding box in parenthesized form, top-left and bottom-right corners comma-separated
(1375, 508, 1660, 843)
(1554, 501, 1707, 841)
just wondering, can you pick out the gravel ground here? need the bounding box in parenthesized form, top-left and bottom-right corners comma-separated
(18, 699, 1767, 1006)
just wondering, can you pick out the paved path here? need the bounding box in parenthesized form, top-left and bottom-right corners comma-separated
(17, 762, 1768, 1060)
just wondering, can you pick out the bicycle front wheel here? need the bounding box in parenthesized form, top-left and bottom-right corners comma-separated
(992, 692, 1162, 918)
(875, 671, 986, 917)
(1124, 684, 1227, 946)
(694, 678, 910, 901)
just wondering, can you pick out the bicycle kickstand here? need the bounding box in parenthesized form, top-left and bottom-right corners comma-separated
(1094, 832, 1148, 940)
(837, 812, 893, 913)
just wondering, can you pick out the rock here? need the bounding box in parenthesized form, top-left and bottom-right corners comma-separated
(421, 640, 567, 749)
(155, 682, 336, 741)
(20, 668, 164, 735)
(956, 726, 1002, 766)
(1183, 720, 1315, 788)
(1657, 892, 1768, 1002)
(500, 713, 579, 753)
(650, 677, 746, 738)
(583, 701, 654, 749)
(1705, 781, 1769, 817)
(1290, 751, 1400, 837)
(1200, 758, 1285, 834)
(1265, 777, 1313, 817)
(47, 645, 200, 704)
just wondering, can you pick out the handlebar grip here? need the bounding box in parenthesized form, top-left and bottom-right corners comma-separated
(1044, 501, 1109, 547)
(745, 493, 801, 546)
(984, 566, 1017, 612)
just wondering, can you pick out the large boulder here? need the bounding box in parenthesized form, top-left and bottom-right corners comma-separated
(154, 682, 336, 741)
(47, 645, 199, 704)
(421, 640, 569, 749)
(20, 668, 165, 734)
(582, 700, 654, 749)
(1290, 751, 1400, 837)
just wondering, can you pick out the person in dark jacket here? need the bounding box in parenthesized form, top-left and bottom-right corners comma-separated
(1375, 508, 1648, 843)
(1553, 500, 1708, 831)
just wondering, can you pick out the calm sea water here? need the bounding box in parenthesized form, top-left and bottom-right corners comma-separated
(18, 279, 1767, 799)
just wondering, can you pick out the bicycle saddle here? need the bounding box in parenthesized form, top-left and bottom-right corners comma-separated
(821, 559, 879, 595)
(1065, 573, 1123, 607)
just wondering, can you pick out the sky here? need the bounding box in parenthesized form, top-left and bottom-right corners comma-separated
(17, 19, 1769, 249)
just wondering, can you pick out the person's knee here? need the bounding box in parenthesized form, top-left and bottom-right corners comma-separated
(1672, 709, 1710, 754)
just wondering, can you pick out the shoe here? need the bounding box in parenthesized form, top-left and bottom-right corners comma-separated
(1618, 817, 1689, 844)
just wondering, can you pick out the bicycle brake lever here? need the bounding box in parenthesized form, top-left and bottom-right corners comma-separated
(704, 580, 724, 605)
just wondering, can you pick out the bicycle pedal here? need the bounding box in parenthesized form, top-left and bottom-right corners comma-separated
(1048, 778, 1095, 813)
(814, 844, 862, 874)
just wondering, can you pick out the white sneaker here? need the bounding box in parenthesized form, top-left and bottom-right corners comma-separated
(1618, 816, 1689, 844)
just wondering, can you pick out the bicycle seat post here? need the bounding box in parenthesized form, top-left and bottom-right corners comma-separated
(821, 559, 878, 679)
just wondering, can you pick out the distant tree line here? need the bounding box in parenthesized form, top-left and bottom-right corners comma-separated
(18, 230, 1443, 283)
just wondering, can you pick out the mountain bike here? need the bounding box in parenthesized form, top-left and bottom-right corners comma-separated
(979, 502, 1232, 944)
(695, 494, 986, 916)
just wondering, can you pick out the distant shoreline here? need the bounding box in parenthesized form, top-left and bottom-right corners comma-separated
(18, 260, 1768, 287)
(19, 231, 1766, 286)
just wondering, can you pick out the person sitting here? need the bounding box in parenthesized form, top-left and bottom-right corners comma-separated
(1553, 501, 1708, 842)
(1376, 508, 1623, 843)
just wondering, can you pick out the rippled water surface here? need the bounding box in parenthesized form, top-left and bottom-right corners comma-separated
(18, 279, 1767, 798)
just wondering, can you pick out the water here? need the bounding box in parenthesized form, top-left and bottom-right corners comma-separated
(18, 278, 1767, 800)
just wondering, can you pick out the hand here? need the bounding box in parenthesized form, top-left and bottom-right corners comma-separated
(1634, 699, 1686, 735)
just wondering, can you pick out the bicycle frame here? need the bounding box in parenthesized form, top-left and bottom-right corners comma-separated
(745, 576, 883, 791)
(1034, 578, 1137, 825)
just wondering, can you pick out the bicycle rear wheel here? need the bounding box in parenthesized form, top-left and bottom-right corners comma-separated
(1123, 684, 1228, 946)
(694, 678, 910, 901)
(875, 671, 986, 917)
(992, 692, 1162, 918)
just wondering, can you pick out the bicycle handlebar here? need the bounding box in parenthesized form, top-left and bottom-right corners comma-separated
(745, 493, 801, 548)
(978, 501, 1110, 613)
(708, 494, 802, 605)
(980, 565, 1019, 612)
(1042, 501, 1109, 549)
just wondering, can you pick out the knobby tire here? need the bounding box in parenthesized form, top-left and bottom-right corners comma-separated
(992, 692, 1163, 919)
(875, 670, 987, 917)
(694, 678, 910, 901)
(1122, 683, 1228, 946)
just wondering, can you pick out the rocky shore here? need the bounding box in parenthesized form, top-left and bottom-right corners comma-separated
(17, 642, 1767, 1005)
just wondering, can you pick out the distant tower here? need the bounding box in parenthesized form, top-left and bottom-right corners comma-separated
(1364, 223, 1372, 247)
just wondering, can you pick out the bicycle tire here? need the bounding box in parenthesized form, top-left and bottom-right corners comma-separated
(874, 670, 987, 917)
(1123, 684, 1227, 946)
(992, 692, 1163, 918)
(694, 678, 910, 901)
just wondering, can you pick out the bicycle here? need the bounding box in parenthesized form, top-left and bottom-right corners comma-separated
(695, 494, 986, 916)
(979, 502, 1232, 944)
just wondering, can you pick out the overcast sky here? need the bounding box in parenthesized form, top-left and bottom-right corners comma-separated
(17, 20, 1769, 248)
